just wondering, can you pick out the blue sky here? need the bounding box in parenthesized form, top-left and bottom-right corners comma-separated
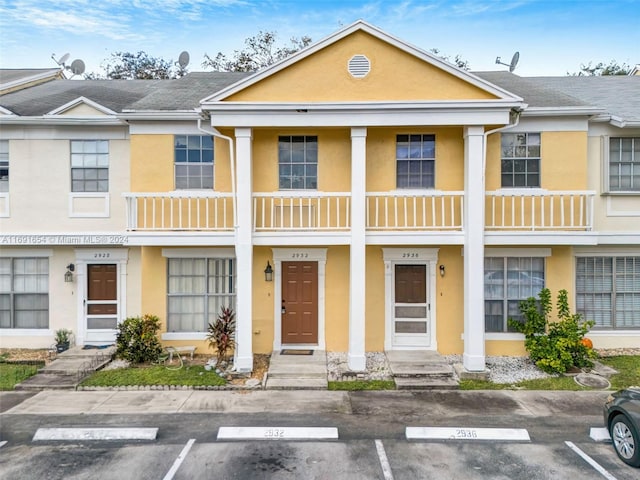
(0, 0, 638, 76)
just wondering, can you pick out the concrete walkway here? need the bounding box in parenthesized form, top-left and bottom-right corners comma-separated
(265, 350, 328, 390)
(386, 350, 458, 390)
(15, 346, 115, 391)
(1, 389, 610, 417)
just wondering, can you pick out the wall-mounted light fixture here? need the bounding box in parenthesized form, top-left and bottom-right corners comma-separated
(439, 264, 445, 277)
(65, 263, 75, 283)
(264, 261, 273, 282)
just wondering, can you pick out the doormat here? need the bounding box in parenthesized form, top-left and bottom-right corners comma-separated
(280, 349, 314, 356)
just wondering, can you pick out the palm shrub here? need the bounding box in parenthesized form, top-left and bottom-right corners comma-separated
(115, 314, 163, 363)
(508, 288, 596, 374)
(207, 306, 236, 366)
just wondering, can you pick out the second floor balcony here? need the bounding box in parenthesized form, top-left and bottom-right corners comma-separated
(123, 189, 596, 237)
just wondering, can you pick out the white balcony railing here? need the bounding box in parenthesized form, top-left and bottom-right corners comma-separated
(123, 192, 235, 231)
(253, 192, 351, 231)
(486, 190, 596, 231)
(365, 191, 464, 230)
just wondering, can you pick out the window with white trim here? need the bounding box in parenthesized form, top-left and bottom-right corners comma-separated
(278, 136, 317, 189)
(0, 257, 49, 329)
(71, 140, 109, 192)
(501, 133, 540, 188)
(174, 135, 213, 189)
(484, 257, 545, 332)
(396, 134, 435, 188)
(576, 256, 640, 328)
(609, 138, 640, 192)
(167, 258, 235, 332)
(0, 140, 8, 192)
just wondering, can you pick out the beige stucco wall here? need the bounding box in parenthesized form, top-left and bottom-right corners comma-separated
(0, 135, 130, 233)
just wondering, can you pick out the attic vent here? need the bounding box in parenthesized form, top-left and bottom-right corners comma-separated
(348, 55, 370, 78)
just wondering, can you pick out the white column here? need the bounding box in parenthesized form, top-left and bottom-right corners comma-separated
(463, 126, 486, 372)
(234, 128, 253, 372)
(349, 127, 367, 371)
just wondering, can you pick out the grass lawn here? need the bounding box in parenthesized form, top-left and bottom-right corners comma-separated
(80, 365, 227, 387)
(0, 363, 42, 390)
(328, 380, 396, 391)
(460, 355, 640, 391)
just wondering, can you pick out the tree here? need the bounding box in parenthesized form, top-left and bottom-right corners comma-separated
(429, 48, 470, 70)
(571, 60, 632, 76)
(86, 51, 187, 80)
(202, 31, 312, 72)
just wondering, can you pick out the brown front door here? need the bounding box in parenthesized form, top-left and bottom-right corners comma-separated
(393, 264, 429, 347)
(87, 264, 117, 315)
(282, 261, 318, 344)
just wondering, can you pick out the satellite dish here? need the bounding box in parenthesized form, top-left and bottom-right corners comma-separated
(178, 51, 190, 68)
(508, 52, 520, 72)
(495, 51, 520, 72)
(51, 52, 70, 66)
(70, 59, 86, 76)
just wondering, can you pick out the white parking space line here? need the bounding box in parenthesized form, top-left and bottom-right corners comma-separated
(565, 441, 617, 480)
(0, 440, 7, 448)
(217, 426, 338, 440)
(406, 427, 530, 441)
(32, 427, 158, 441)
(590, 427, 612, 442)
(375, 439, 394, 480)
(162, 438, 195, 480)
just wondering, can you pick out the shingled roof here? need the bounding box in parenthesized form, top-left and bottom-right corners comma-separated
(1, 70, 638, 124)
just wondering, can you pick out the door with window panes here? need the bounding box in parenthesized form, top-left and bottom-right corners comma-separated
(392, 264, 430, 347)
(85, 264, 118, 343)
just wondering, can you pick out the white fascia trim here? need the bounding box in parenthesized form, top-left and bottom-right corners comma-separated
(0, 105, 15, 115)
(118, 111, 201, 121)
(382, 247, 439, 262)
(162, 247, 235, 258)
(46, 96, 117, 116)
(252, 232, 350, 246)
(522, 106, 603, 117)
(0, 117, 124, 126)
(210, 109, 513, 128)
(0, 69, 60, 90)
(609, 116, 640, 128)
(366, 232, 465, 245)
(202, 21, 522, 103)
(574, 246, 640, 256)
(125, 232, 235, 246)
(595, 233, 640, 245)
(484, 232, 599, 246)
(484, 247, 551, 257)
(206, 99, 522, 112)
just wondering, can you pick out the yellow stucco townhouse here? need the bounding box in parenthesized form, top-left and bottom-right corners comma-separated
(1, 21, 639, 375)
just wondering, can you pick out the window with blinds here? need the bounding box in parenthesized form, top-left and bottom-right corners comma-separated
(576, 256, 640, 328)
(167, 258, 235, 332)
(0, 257, 49, 329)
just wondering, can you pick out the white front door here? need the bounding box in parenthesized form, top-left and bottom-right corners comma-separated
(392, 264, 430, 348)
(84, 263, 119, 344)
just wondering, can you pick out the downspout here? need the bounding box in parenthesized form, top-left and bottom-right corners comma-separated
(197, 115, 238, 230)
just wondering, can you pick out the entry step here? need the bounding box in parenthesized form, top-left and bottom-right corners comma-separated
(394, 377, 458, 390)
(265, 378, 328, 390)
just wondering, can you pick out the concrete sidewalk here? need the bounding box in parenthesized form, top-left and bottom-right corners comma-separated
(1, 389, 610, 417)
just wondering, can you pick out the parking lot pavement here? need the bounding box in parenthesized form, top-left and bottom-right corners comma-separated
(2, 434, 639, 480)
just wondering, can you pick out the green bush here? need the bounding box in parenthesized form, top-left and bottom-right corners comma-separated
(508, 289, 596, 374)
(116, 314, 163, 363)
